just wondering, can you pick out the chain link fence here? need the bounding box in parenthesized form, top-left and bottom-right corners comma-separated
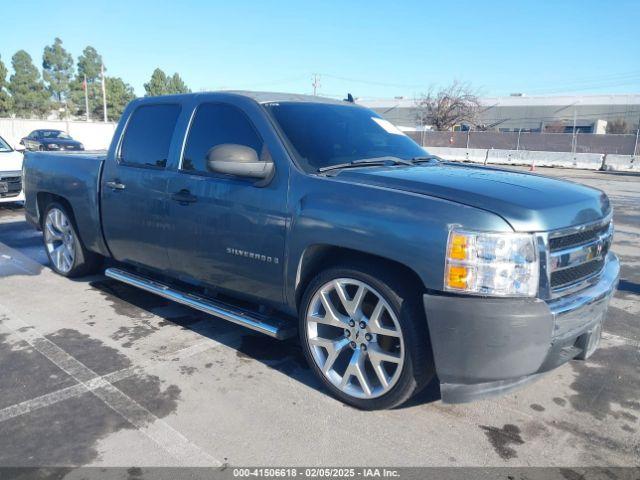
(407, 131, 639, 156)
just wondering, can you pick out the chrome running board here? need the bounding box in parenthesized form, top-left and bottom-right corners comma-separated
(104, 267, 296, 340)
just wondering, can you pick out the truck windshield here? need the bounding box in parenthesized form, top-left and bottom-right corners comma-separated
(264, 102, 426, 172)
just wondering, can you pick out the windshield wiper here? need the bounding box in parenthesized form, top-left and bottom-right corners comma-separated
(318, 156, 413, 173)
(411, 155, 440, 164)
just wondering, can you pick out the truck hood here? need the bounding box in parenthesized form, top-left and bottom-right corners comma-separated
(335, 162, 610, 232)
(0, 150, 24, 172)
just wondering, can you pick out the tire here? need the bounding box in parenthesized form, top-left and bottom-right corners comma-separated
(38, 145, 45, 151)
(299, 261, 434, 410)
(42, 202, 102, 277)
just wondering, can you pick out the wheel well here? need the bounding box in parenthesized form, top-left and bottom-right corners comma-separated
(295, 245, 425, 310)
(36, 192, 76, 228)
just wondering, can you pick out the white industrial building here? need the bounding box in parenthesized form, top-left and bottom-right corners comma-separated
(357, 94, 640, 133)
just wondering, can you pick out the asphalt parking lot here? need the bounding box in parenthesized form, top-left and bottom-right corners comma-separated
(0, 167, 638, 468)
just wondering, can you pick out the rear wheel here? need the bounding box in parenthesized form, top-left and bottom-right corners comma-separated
(299, 263, 433, 410)
(43, 203, 102, 277)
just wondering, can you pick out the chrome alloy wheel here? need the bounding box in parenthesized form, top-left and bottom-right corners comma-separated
(44, 208, 76, 273)
(306, 278, 405, 399)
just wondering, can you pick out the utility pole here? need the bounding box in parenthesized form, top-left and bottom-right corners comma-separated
(83, 74, 90, 122)
(311, 73, 321, 96)
(101, 63, 108, 122)
(571, 109, 577, 154)
(634, 117, 640, 157)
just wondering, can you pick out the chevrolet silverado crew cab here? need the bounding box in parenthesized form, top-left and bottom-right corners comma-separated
(23, 92, 619, 409)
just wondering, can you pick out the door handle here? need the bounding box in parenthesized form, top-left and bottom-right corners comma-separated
(171, 189, 197, 205)
(106, 180, 126, 190)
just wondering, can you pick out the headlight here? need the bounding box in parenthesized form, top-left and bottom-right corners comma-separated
(47, 143, 59, 149)
(444, 228, 539, 297)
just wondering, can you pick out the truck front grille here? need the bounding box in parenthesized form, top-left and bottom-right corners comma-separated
(0, 175, 22, 198)
(546, 218, 612, 297)
(550, 258, 605, 288)
(549, 223, 610, 251)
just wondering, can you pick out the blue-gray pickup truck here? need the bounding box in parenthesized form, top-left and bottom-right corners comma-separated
(23, 92, 619, 409)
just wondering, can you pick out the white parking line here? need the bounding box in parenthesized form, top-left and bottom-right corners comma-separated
(0, 305, 224, 467)
(0, 340, 217, 423)
(0, 383, 88, 423)
(602, 330, 640, 346)
(0, 242, 43, 275)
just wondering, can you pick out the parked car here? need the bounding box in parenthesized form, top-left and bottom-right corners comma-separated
(20, 129, 84, 152)
(22, 92, 619, 409)
(0, 134, 24, 203)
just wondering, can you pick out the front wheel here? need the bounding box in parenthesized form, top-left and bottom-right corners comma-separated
(299, 263, 434, 410)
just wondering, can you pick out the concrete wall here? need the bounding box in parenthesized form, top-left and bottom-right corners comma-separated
(0, 118, 116, 150)
(603, 154, 638, 172)
(425, 146, 637, 172)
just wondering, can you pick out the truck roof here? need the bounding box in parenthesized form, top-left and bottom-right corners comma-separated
(134, 90, 346, 106)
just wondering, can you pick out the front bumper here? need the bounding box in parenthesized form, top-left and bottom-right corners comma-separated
(0, 191, 24, 203)
(424, 252, 620, 403)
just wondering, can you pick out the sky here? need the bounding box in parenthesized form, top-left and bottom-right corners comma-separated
(1, 0, 639, 99)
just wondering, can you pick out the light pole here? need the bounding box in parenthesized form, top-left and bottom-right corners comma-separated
(311, 74, 321, 96)
(83, 74, 90, 122)
(101, 63, 108, 122)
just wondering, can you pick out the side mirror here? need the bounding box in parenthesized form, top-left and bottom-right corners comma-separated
(14, 144, 25, 152)
(207, 144, 274, 180)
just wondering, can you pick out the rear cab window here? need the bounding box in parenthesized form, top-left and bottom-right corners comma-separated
(119, 104, 181, 168)
(181, 103, 264, 175)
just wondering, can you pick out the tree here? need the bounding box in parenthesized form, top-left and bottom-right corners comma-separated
(144, 68, 191, 96)
(167, 73, 190, 94)
(77, 46, 103, 82)
(69, 46, 105, 119)
(96, 77, 135, 122)
(8, 50, 50, 118)
(606, 118, 629, 134)
(144, 68, 169, 96)
(42, 38, 74, 106)
(0, 55, 12, 116)
(415, 81, 480, 131)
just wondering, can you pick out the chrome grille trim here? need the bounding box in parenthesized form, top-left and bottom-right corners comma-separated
(537, 213, 614, 300)
(549, 225, 613, 272)
(547, 213, 612, 244)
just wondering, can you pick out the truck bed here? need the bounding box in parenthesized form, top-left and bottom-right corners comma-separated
(23, 150, 110, 256)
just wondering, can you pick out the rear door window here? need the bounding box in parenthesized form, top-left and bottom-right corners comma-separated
(119, 104, 181, 168)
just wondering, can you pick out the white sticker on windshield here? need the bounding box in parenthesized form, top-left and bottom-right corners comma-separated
(371, 117, 404, 135)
